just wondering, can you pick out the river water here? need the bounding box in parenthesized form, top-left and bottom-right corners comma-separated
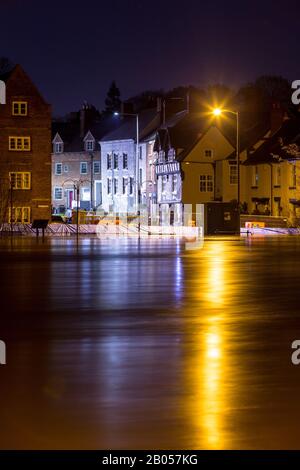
(0, 236, 300, 449)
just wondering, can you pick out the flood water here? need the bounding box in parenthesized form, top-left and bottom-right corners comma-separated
(1, 235, 300, 449)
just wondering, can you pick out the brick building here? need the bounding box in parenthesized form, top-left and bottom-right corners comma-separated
(51, 105, 103, 213)
(0, 60, 51, 224)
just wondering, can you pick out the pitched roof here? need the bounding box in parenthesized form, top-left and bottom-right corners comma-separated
(245, 116, 300, 165)
(51, 119, 114, 152)
(0, 59, 15, 82)
(100, 108, 160, 142)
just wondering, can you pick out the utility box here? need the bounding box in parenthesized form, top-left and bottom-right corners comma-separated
(205, 202, 240, 235)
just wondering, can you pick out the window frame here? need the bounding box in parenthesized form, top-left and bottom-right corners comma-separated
(85, 140, 95, 152)
(199, 174, 213, 192)
(9, 136, 31, 151)
(9, 206, 31, 223)
(55, 163, 63, 175)
(54, 186, 63, 200)
(93, 161, 100, 174)
(80, 162, 88, 175)
(12, 101, 28, 116)
(204, 149, 213, 158)
(9, 172, 31, 190)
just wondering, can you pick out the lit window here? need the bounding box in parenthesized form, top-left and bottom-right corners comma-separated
(229, 162, 238, 184)
(200, 175, 213, 192)
(9, 136, 31, 151)
(9, 206, 31, 223)
(54, 187, 63, 200)
(80, 162, 88, 174)
(93, 161, 100, 174)
(55, 163, 62, 175)
(12, 101, 28, 116)
(9, 172, 31, 189)
(81, 187, 90, 201)
(204, 149, 213, 158)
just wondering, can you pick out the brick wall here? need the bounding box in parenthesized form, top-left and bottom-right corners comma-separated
(0, 65, 51, 223)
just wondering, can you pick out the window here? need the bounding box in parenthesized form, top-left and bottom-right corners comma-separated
(9, 172, 31, 189)
(64, 164, 69, 173)
(139, 146, 142, 160)
(200, 175, 213, 192)
(80, 162, 88, 174)
(54, 142, 63, 154)
(85, 140, 94, 151)
(252, 166, 259, 186)
(55, 163, 62, 175)
(54, 187, 63, 200)
(139, 168, 142, 185)
(107, 154, 112, 169)
(229, 162, 238, 184)
(93, 161, 100, 174)
(114, 178, 118, 194)
(275, 165, 281, 186)
(159, 151, 165, 163)
(9, 207, 30, 223)
(204, 149, 213, 158)
(123, 153, 128, 169)
(81, 188, 90, 201)
(291, 163, 297, 187)
(113, 153, 118, 170)
(122, 177, 127, 194)
(107, 178, 112, 194)
(12, 101, 28, 116)
(168, 149, 175, 162)
(172, 175, 177, 192)
(162, 175, 167, 192)
(9, 136, 31, 151)
(129, 177, 134, 195)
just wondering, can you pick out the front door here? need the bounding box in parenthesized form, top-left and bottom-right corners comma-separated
(94, 181, 102, 208)
(66, 189, 74, 209)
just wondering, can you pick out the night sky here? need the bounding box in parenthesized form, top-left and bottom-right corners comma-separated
(1, 0, 299, 116)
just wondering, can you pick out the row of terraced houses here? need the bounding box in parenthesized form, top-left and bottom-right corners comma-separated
(1, 61, 300, 227)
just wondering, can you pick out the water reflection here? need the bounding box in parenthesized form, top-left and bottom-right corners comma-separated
(2, 237, 300, 448)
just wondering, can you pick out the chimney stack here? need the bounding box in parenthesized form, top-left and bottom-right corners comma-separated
(80, 101, 88, 138)
(270, 102, 284, 135)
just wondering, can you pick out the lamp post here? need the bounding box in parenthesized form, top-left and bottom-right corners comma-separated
(114, 112, 139, 213)
(212, 108, 240, 207)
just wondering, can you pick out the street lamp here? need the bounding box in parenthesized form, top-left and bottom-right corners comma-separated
(114, 111, 139, 213)
(212, 107, 240, 209)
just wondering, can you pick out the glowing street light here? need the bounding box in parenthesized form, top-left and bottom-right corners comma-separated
(213, 108, 222, 116)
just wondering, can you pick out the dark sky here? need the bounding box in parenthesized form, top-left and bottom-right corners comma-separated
(1, 0, 299, 116)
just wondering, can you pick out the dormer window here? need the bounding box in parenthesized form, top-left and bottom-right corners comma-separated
(54, 142, 63, 154)
(85, 140, 95, 151)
